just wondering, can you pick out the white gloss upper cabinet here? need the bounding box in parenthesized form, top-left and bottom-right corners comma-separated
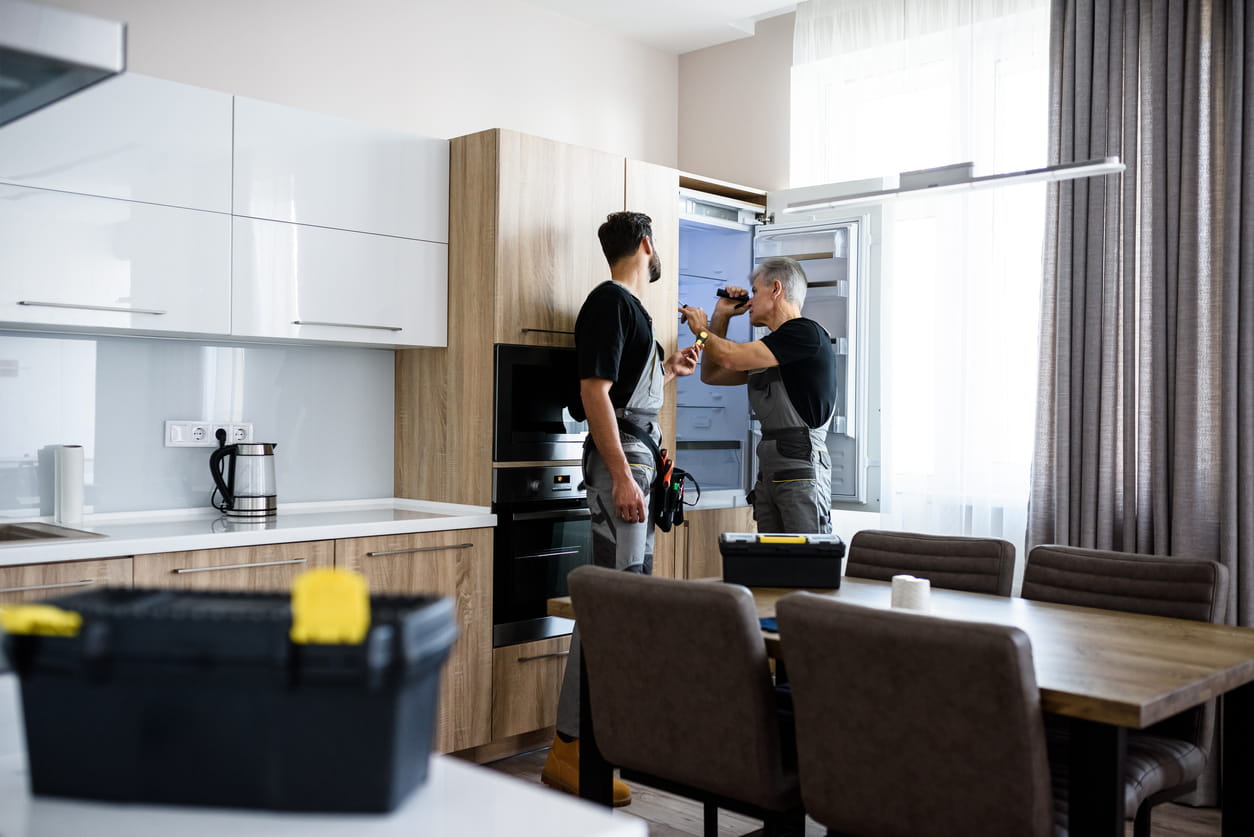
(0, 74, 232, 213)
(0, 185, 231, 336)
(231, 218, 447, 348)
(233, 97, 449, 242)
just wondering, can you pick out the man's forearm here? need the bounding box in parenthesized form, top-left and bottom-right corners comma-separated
(583, 389, 632, 484)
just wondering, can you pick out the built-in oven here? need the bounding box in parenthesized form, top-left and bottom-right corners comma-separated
(492, 464, 592, 647)
(493, 344, 588, 462)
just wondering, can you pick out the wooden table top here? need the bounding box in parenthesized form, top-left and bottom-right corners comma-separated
(548, 577, 1254, 729)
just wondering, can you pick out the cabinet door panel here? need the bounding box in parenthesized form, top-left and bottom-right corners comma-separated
(494, 132, 623, 346)
(336, 529, 491, 754)
(234, 96, 449, 242)
(0, 186, 231, 336)
(491, 635, 570, 740)
(0, 74, 232, 212)
(0, 558, 132, 604)
(232, 217, 447, 347)
(682, 506, 756, 579)
(133, 542, 334, 591)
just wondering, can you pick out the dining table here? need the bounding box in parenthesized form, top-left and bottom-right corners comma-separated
(549, 576, 1254, 837)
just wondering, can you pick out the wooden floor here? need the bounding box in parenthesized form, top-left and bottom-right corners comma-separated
(480, 746, 1222, 837)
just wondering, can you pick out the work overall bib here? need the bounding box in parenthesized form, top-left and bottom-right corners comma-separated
(556, 333, 664, 738)
(747, 364, 834, 534)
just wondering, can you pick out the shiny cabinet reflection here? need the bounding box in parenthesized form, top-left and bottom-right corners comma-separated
(0, 185, 231, 336)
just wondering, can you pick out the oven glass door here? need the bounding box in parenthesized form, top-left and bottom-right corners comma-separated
(494, 504, 593, 630)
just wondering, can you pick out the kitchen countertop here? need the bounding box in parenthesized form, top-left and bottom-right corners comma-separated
(0, 675, 643, 837)
(0, 499, 495, 568)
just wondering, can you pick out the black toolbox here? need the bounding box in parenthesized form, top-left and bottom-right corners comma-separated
(1, 580, 456, 813)
(719, 532, 846, 589)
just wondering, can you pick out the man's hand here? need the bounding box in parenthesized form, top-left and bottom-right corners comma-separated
(678, 303, 709, 336)
(613, 472, 647, 523)
(715, 284, 751, 318)
(665, 345, 700, 381)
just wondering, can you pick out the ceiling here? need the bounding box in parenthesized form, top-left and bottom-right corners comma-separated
(523, 0, 797, 55)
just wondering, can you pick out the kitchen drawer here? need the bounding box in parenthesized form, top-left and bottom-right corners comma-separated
(336, 528, 492, 753)
(231, 217, 447, 348)
(677, 404, 747, 443)
(0, 557, 132, 604)
(133, 542, 334, 591)
(0, 186, 232, 338)
(491, 635, 571, 740)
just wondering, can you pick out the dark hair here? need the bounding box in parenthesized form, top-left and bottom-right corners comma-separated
(598, 211, 653, 266)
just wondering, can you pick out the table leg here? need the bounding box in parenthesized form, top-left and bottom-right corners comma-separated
(1067, 718, 1126, 837)
(1221, 681, 1254, 837)
(577, 642, 613, 806)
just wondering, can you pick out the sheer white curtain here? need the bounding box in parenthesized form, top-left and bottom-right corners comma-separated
(793, 0, 1050, 575)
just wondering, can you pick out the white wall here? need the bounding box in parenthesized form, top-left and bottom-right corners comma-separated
(679, 12, 794, 191)
(45, 0, 679, 165)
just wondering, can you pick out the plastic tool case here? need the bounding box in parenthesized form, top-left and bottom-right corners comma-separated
(719, 532, 846, 589)
(1, 581, 456, 812)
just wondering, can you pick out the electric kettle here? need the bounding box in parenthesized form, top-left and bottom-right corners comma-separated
(210, 431, 278, 517)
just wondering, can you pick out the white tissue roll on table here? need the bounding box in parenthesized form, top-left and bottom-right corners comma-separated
(890, 574, 931, 611)
(54, 445, 84, 526)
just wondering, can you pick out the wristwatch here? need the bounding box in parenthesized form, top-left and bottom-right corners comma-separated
(694, 330, 709, 347)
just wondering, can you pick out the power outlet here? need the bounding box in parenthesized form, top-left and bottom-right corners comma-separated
(165, 420, 252, 448)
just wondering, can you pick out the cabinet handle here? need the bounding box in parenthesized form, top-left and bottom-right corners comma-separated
(292, 320, 403, 332)
(520, 328, 575, 336)
(0, 579, 95, 594)
(18, 300, 167, 316)
(173, 558, 307, 574)
(518, 651, 571, 663)
(366, 543, 474, 557)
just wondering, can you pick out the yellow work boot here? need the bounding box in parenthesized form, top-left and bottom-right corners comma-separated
(540, 735, 632, 807)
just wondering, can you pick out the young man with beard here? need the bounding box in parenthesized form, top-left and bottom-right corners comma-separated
(541, 211, 700, 805)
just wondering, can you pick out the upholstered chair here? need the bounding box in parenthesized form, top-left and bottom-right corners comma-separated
(845, 529, 1016, 595)
(777, 592, 1065, 836)
(1024, 544, 1229, 837)
(567, 565, 804, 836)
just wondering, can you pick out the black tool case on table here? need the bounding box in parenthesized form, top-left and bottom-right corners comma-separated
(719, 532, 846, 589)
(2, 586, 457, 813)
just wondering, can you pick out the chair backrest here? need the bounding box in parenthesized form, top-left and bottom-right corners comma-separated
(845, 529, 1016, 595)
(777, 593, 1055, 837)
(567, 565, 798, 811)
(1023, 544, 1229, 744)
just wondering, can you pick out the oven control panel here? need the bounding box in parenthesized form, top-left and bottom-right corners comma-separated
(493, 465, 586, 504)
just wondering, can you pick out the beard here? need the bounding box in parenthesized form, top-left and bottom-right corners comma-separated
(648, 250, 662, 283)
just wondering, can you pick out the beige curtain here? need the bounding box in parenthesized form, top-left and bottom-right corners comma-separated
(1031, 0, 1253, 806)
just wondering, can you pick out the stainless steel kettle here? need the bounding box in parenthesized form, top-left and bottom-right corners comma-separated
(210, 433, 278, 517)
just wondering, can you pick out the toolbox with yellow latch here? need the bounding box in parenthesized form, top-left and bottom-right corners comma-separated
(0, 568, 456, 812)
(719, 532, 846, 589)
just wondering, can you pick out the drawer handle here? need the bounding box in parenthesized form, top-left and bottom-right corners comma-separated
(520, 328, 575, 336)
(367, 543, 474, 557)
(0, 579, 95, 594)
(518, 651, 571, 663)
(19, 300, 167, 316)
(173, 558, 308, 574)
(292, 320, 403, 332)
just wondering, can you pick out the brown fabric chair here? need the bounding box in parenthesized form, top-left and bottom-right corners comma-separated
(1023, 544, 1230, 837)
(844, 529, 1016, 595)
(777, 592, 1064, 837)
(567, 565, 804, 836)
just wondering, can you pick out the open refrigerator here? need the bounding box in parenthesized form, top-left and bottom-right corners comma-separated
(676, 184, 883, 511)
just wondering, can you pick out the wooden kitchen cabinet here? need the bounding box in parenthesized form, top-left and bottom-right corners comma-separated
(335, 528, 492, 755)
(491, 635, 570, 741)
(0, 557, 132, 604)
(133, 541, 334, 591)
(679, 506, 756, 579)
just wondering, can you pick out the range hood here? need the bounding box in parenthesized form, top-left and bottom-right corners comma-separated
(0, 0, 125, 128)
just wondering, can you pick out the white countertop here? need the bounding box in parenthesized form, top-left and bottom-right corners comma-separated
(0, 675, 643, 837)
(0, 499, 495, 568)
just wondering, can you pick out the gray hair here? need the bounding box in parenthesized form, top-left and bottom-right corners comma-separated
(752, 257, 808, 309)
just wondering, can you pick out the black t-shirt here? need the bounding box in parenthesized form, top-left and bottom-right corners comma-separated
(574, 281, 655, 408)
(760, 317, 837, 428)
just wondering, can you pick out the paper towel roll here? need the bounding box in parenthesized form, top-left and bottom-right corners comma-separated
(54, 445, 84, 526)
(890, 574, 931, 611)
